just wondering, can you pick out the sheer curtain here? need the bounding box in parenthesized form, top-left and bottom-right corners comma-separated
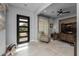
(38, 16, 49, 42)
(0, 4, 6, 55)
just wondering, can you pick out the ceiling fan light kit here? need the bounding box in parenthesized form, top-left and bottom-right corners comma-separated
(57, 9, 70, 16)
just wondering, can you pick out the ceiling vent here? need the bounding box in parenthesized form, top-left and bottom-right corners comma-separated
(24, 4, 27, 6)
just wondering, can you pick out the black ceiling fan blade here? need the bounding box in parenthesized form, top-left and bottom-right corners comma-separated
(63, 11, 70, 13)
(57, 13, 60, 16)
(57, 9, 70, 16)
(57, 9, 63, 13)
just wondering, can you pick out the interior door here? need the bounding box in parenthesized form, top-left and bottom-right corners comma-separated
(17, 15, 30, 44)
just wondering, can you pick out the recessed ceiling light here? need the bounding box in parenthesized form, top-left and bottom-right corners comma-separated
(52, 11, 55, 13)
(43, 10, 47, 12)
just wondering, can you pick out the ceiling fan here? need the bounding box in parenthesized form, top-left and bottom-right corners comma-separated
(57, 9, 70, 16)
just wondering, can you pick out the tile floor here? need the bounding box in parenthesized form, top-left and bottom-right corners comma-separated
(14, 40, 74, 56)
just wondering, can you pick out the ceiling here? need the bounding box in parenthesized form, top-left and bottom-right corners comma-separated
(39, 3, 76, 19)
(9, 3, 49, 13)
(8, 3, 76, 19)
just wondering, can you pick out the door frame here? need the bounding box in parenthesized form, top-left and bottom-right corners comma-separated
(17, 14, 30, 44)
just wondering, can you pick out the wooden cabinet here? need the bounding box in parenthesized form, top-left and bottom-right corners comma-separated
(59, 33, 75, 44)
(58, 17, 76, 44)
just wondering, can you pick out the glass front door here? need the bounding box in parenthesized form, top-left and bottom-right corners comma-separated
(17, 15, 30, 44)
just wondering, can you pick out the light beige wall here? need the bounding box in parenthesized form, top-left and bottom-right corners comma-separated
(59, 17, 76, 24)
